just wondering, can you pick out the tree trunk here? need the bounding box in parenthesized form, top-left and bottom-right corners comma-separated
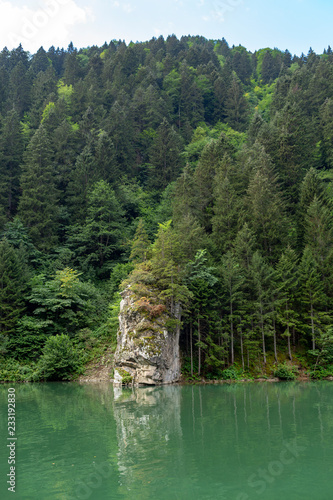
(273, 311, 277, 363)
(198, 314, 201, 376)
(190, 321, 193, 377)
(310, 301, 315, 351)
(240, 324, 244, 371)
(230, 301, 234, 365)
(260, 305, 266, 364)
(286, 302, 292, 360)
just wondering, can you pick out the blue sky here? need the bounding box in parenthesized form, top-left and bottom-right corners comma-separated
(0, 0, 331, 55)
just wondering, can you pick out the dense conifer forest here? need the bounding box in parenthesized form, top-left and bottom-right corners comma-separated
(1, 36, 333, 381)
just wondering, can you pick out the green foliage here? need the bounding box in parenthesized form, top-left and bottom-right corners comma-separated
(57, 80, 73, 102)
(68, 180, 126, 278)
(0, 239, 27, 335)
(107, 293, 121, 345)
(18, 125, 60, 251)
(130, 218, 150, 263)
(0, 358, 37, 382)
(274, 363, 297, 380)
(308, 365, 333, 379)
(117, 368, 133, 385)
(24, 267, 104, 338)
(220, 368, 238, 380)
(1, 38, 333, 380)
(34, 334, 83, 381)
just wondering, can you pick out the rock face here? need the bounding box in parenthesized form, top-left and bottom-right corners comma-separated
(113, 288, 180, 386)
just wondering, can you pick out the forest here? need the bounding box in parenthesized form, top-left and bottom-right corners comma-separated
(0, 36, 333, 381)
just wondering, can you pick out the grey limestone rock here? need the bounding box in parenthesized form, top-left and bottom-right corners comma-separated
(113, 288, 180, 386)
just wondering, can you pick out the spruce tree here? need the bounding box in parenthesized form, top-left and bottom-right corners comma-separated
(220, 251, 245, 365)
(224, 73, 248, 131)
(18, 125, 59, 251)
(0, 109, 24, 217)
(246, 144, 289, 261)
(0, 239, 26, 335)
(297, 168, 327, 250)
(275, 247, 299, 360)
(69, 180, 125, 277)
(130, 219, 151, 263)
(212, 168, 242, 255)
(148, 118, 183, 190)
(299, 246, 330, 350)
(249, 251, 275, 364)
(304, 196, 333, 301)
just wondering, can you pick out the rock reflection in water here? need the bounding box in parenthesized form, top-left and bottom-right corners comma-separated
(113, 385, 182, 498)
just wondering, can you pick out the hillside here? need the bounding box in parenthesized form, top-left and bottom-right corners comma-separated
(0, 37, 333, 382)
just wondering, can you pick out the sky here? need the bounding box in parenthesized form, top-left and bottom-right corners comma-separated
(0, 0, 332, 55)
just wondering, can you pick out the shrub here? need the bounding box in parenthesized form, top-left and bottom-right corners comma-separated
(117, 368, 133, 385)
(220, 368, 238, 380)
(274, 363, 296, 380)
(308, 366, 333, 379)
(34, 334, 82, 381)
(0, 359, 37, 382)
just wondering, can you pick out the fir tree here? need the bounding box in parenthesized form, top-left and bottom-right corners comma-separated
(249, 251, 275, 364)
(0, 239, 27, 335)
(275, 247, 299, 360)
(220, 251, 245, 365)
(299, 246, 330, 350)
(148, 118, 184, 190)
(18, 125, 59, 251)
(130, 219, 151, 263)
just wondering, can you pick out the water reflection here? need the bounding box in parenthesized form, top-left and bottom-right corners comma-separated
(112, 385, 182, 499)
(0, 382, 333, 499)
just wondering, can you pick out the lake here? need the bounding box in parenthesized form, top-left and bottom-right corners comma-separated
(0, 381, 332, 499)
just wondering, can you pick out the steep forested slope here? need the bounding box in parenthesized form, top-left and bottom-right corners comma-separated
(1, 37, 333, 381)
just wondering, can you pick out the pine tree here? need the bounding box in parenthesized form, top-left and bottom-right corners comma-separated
(63, 44, 81, 86)
(186, 250, 218, 375)
(69, 180, 125, 277)
(8, 60, 31, 115)
(194, 134, 235, 231)
(172, 165, 206, 262)
(249, 251, 275, 364)
(320, 98, 333, 168)
(150, 220, 191, 314)
(261, 50, 278, 84)
(275, 247, 299, 360)
(18, 125, 59, 251)
(224, 73, 248, 131)
(67, 146, 99, 224)
(297, 168, 327, 250)
(304, 196, 333, 301)
(0, 109, 24, 217)
(246, 144, 289, 261)
(148, 118, 184, 190)
(212, 166, 242, 255)
(0, 239, 27, 335)
(107, 97, 136, 175)
(130, 219, 150, 263)
(220, 251, 245, 365)
(299, 246, 330, 350)
(233, 223, 256, 272)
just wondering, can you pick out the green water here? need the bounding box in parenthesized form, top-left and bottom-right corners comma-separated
(0, 382, 332, 500)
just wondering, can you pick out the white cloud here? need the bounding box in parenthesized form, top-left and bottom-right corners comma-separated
(0, 0, 90, 52)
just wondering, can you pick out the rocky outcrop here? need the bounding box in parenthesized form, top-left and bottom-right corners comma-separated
(113, 288, 180, 386)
